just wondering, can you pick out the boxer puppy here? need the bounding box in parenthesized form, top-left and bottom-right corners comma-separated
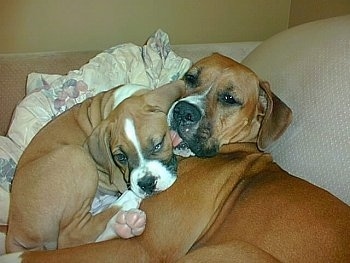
(2, 54, 349, 263)
(6, 81, 185, 252)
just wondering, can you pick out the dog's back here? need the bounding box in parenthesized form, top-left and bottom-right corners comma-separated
(192, 144, 350, 262)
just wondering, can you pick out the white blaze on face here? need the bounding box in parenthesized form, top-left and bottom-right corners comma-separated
(124, 118, 144, 164)
(124, 118, 176, 198)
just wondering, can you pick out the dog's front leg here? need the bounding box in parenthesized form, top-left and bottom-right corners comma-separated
(95, 190, 146, 242)
(58, 199, 118, 248)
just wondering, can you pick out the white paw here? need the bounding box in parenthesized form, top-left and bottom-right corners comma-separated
(113, 208, 146, 238)
(95, 190, 144, 242)
(95, 209, 146, 242)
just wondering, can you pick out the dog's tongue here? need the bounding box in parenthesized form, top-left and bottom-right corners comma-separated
(170, 130, 183, 147)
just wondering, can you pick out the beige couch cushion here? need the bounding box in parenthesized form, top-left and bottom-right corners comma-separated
(243, 15, 350, 204)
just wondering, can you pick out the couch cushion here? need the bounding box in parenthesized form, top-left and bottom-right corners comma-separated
(243, 15, 350, 204)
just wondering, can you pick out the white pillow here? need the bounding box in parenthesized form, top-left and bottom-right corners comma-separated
(243, 15, 350, 204)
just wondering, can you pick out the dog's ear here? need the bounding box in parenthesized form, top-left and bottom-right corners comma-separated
(85, 122, 128, 192)
(257, 81, 292, 151)
(145, 80, 185, 112)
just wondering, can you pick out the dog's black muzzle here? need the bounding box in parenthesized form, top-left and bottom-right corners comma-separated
(172, 101, 201, 128)
(170, 100, 219, 158)
(137, 175, 157, 196)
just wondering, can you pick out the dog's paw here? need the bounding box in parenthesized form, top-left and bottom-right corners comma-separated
(114, 208, 146, 239)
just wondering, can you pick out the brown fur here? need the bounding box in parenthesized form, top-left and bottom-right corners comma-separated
(6, 81, 185, 252)
(13, 54, 350, 262)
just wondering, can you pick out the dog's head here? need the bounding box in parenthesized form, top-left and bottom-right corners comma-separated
(168, 53, 292, 157)
(86, 81, 185, 198)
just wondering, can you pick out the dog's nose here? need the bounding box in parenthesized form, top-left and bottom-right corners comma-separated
(137, 176, 157, 195)
(173, 101, 201, 125)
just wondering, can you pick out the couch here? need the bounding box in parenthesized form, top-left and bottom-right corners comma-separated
(1, 15, 349, 255)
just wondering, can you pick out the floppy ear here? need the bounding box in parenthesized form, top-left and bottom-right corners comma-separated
(85, 122, 128, 192)
(145, 80, 186, 112)
(257, 81, 292, 151)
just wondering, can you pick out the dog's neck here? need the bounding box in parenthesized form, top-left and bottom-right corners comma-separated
(219, 142, 260, 155)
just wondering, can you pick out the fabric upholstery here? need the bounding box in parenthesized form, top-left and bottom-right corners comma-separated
(243, 15, 350, 204)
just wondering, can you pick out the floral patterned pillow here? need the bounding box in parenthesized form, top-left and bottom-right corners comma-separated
(0, 137, 21, 192)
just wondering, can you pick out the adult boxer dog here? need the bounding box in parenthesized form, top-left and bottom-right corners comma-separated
(168, 53, 288, 157)
(2, 54, 350, 262)
(5, 81, 185, 252)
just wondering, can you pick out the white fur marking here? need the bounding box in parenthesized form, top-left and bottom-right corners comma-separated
(124, 118, 144, 163)
(112, 84, 152, 109)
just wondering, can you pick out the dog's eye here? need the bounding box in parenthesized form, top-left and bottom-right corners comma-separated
(224, 94, 236, 104)
(153, 137, 164, 153)
(114, 153, 128, 164)
(219, 93, 242, 106)
(183, 73, 198, 88)
(154, 142, 162, 152)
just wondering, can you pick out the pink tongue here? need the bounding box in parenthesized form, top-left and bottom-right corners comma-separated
(170, 130, 183, 147)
